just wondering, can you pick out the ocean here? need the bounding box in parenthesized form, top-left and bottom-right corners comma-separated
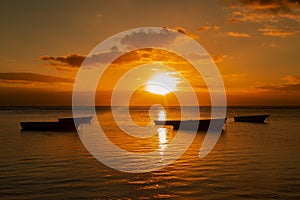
(0, 106, 299, 199)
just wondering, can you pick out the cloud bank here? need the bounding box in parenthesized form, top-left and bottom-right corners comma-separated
(40, 53, 86, 68)
(0, 73, 73, 84)
(225, 0, 300, 24)
(255, 75, 300, 92)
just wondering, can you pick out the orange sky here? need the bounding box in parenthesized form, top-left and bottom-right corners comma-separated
(0, 0, 299, 106)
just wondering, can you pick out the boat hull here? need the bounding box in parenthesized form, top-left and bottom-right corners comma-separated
(154, 118, 227, 131)
(20, 116, 93, 132)
(58, 116, 93, 123)
(20, 121, 76, 132)
(234, 115, 269, 123)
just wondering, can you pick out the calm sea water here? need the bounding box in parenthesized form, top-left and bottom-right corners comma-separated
(0, 106, 299, 199)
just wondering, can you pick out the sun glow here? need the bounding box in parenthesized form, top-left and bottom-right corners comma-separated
(145, 73, 177, 95)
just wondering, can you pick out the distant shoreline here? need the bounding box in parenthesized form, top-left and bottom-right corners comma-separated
(1, 105, 300, 110)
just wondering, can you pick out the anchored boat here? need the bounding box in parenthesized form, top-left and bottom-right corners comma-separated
(20, 116, 92, 132)
(58, 116, 93, 123)
(154, 118, 227, 131)
(234, 114, 269, 123)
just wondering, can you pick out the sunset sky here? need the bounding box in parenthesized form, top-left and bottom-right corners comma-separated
(0, 0, 299, 106)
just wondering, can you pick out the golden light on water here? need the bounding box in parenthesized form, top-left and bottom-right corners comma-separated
(158, 110, 166, 121)
(158, 128, 168, 145)
(158, 127, 168, 158)
(157, 110, 168, 157)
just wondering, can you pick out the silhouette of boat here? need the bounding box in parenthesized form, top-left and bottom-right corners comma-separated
(154, 118, 227, 131)
(234, 114, 269, 123)
(58, 116, 93, 123)
(20, 116, 92, 131)
(20, 121, 77, 132)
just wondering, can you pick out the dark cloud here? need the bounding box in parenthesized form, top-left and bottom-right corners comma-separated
(163, 26, 198, 39)
(40, 51, 125, 69)
(0, 73, 73, 84)
(84, 51, 122, 66)
(197, 25, 212, 31)
(120, 28, 178, 49)
(0, 86, 73, 106)
(40, 53, 86, 67)
(40, 27, 198, 69)
(119, 26, 197, 50)
(224, 0, 300, 23)
(228, 0, 300, 12)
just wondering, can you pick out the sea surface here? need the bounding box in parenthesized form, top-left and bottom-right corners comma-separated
(0, 106, 299, 199)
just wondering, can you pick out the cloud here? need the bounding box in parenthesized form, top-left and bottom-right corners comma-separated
(43, 47, 214, 71)
(84, 51, 123, 66)
(197, 25, 212, 31)
(90, 48, 184, 68)
(262, 42, 279, 47)
(40, 53, 86, 68)
(228, 11, 279, 23)
(120, 28, 178, 49)
(223, 31, 251, 37)
(39, 48, 228, 76)
(258, 27, 300, 36)
(197, 25, 221, 31)
(224, 0, 300, 23)
(40, 50, 125, 69)
(40, 27, 198, 70)
(227, 0, 300, 12)
(256, 83, 300, 91)
(162, 26, 198, 39)
(213, 25, 221, 31)
(211, 54, 230, 63)
(182, 53, 229, 63)
(255, 75, 300, 92)
(0, 73, 73, 84)
(222, 73, 247, 80)
(281, 75, 300, 83)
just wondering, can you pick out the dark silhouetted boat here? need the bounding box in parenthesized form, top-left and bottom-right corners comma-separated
(234, 114, 269, 123)
(154, 118, 227, 131)
(20, 116, 92, 132)
(58, 116, 93, 123)
(20, 121, 77, 132)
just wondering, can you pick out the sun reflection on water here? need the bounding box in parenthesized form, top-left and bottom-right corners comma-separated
(158, 128, 168, 144)
(158, 110, 166, 121)
(157, 127, 168, 158)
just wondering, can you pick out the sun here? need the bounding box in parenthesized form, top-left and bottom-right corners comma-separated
(145, 73, 177, 95)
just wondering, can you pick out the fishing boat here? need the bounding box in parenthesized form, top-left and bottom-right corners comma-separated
(154, 118, 227, 131)
(233, 114, 269, 123)
(20, 116, 93, 131)
(20, 121, 77, 132)
(58, 116, 93, 123)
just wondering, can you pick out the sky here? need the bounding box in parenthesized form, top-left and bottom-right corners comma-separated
(0, 0, 299, 106)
